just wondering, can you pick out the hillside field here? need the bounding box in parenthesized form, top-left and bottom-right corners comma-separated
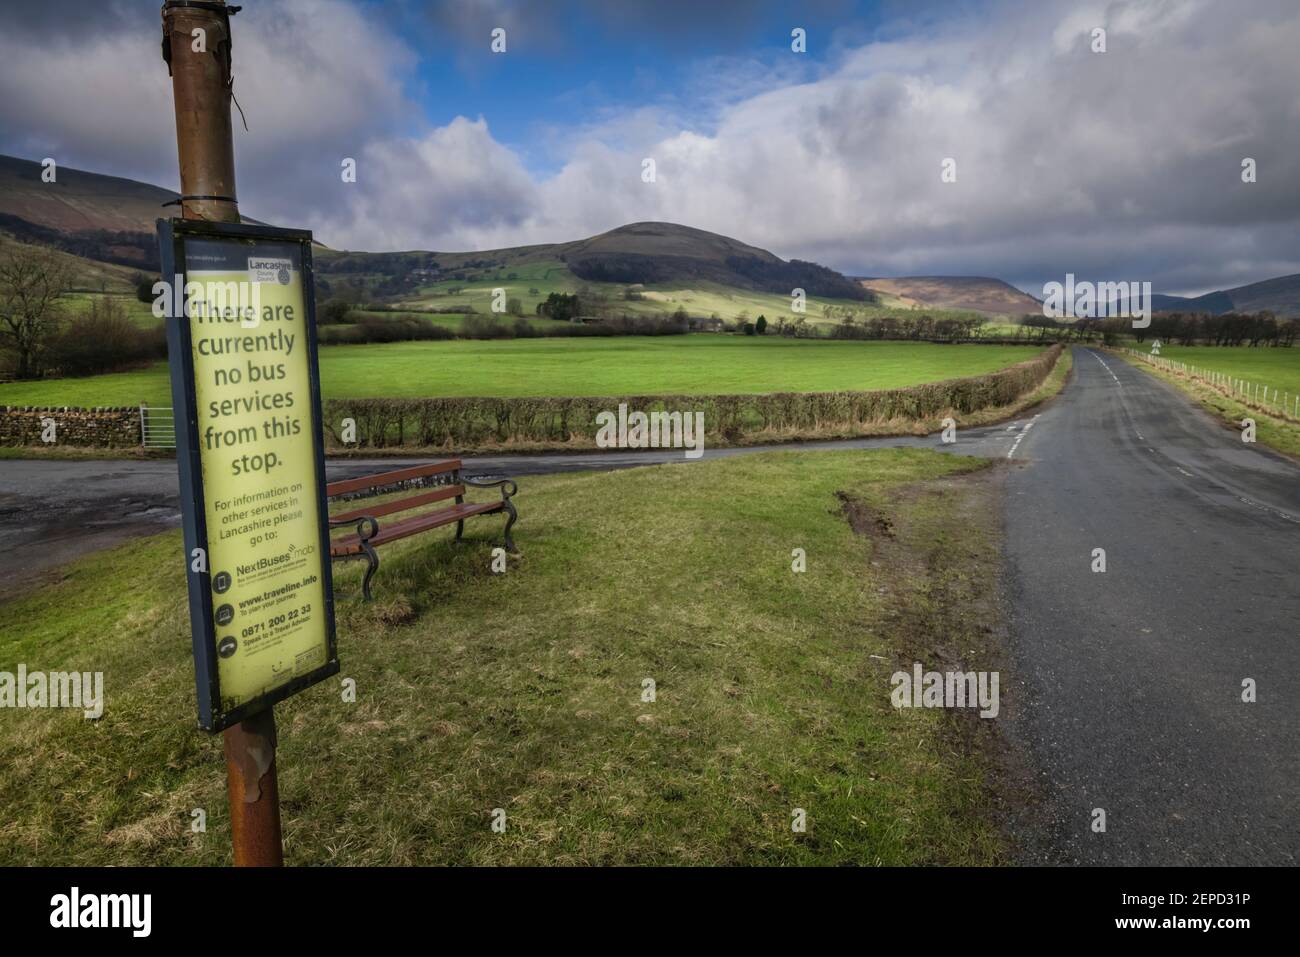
(857, 276, 1042, 316)
(390, 257, 988, 327)
(0, 234, 141, 295)
(0, 338, 1045, 407)
(313, 249, 984, 327)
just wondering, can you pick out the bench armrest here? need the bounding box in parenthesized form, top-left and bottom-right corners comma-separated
(329, 514, 379, 541)
(463, 475, 518, 500)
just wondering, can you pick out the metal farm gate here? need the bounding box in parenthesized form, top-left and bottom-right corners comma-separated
(140, 404, 177, 448)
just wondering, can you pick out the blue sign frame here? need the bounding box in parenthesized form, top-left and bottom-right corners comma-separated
(158, 217, 339, 732)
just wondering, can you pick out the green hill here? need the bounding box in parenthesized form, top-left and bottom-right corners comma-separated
(312, 221, 875, 320)
(0, 154, 879, 322)
(0, 154, 271, 273)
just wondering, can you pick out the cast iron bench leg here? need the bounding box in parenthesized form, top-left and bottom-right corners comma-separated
(331, 515, 381, 602)
(502, 498, 518, 553)
(360, 540, 379, 602)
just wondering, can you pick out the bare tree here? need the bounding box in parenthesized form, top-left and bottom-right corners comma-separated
(0, 245, 73, 379)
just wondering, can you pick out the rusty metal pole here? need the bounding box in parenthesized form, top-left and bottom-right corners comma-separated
(162, 0, 240, 224)
(161, 0, 283, 867)
(223, 709, 283, 867)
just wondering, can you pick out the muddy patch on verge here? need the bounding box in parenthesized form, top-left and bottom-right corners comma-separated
(839, 459, 1048, 864)
(835, 490, 895, 539)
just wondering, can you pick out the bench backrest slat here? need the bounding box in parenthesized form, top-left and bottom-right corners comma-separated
(326, 459, 462, 497)
(331, 484, 465, 524)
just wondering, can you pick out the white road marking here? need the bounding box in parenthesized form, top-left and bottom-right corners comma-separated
(1092, 349, 1150, 442)
(1089, 350, 1122, 384)
(1238, 496, 1300, 525)
(1007, 413, 1041, 459)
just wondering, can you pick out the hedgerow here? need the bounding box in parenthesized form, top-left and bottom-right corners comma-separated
(322, 345, 1062, 450)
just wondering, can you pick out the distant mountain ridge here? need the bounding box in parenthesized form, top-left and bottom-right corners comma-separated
(0, 154, 182, 269)
(0, 153, 267, 272)
(1, 153, 1295, 315)
(558, 222, 868, 300)
(313, 221, 872, 303)
(0, 155, 866, 299)
(1149, 274, 1300, 317)
(0, 154, 178, 232)
(861, 273, 1300, 319)
(856, 275, 1042, 317)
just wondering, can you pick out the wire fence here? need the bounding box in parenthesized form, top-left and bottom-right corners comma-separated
(1119, 347, 1300, 421)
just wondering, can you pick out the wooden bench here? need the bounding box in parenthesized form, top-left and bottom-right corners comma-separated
(327, 459, 518, 601)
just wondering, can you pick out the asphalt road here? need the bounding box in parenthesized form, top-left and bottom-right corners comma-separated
(0, 423, 1026, 594)
(1002, 347, 1300, 865)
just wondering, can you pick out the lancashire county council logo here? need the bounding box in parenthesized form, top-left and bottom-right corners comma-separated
(248, 257, 293, 285)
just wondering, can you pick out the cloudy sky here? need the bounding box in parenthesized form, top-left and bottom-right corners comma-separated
(1, 0, 1298, 295)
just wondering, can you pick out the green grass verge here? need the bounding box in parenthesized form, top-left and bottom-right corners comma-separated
(0, 448, 1011, 865)
(0, 338, 1045, 408)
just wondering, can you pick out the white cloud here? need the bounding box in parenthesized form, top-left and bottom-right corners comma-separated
(320, 117, 539, 250)
(0, 0, 418, 221)
(0, 28, 176, 186)
(2, 0, 1298, 294)
(311, 0, 1300, 295)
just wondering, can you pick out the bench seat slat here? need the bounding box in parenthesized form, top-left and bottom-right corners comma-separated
(331, 484, 465, 523)
(326, 459, 462, 497)
(330, 500, 503, 554)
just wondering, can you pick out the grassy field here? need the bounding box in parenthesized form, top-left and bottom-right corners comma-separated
(1135, 344, 1300, 397)
(0, 338, 1045, 407)
(0, 448, 1014, 865)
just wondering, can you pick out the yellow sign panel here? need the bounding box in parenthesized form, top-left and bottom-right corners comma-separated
(165, 224, 337, 729)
